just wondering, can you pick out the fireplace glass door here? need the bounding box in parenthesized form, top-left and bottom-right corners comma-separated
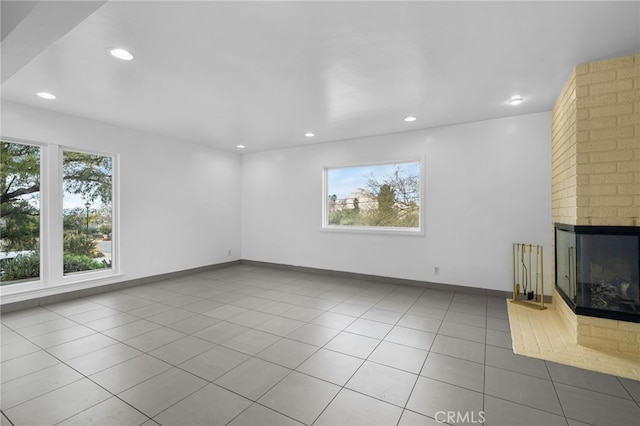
(554, 224, 640, 323)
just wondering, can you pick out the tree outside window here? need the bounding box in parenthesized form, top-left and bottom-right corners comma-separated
(0, 141, 115, 284)
(325, 161, 421, 231)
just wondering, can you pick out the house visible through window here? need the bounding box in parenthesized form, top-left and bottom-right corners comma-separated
(324, 160, 421, 232)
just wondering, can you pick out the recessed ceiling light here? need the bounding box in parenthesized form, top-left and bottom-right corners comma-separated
(404, 116, 417, 122)
(110, 48, 134, 61)
(305, 132, 315, 137)
(236, 145, 246, 149)
(508, 96, 525, 106)
(37, 92, 56, 100)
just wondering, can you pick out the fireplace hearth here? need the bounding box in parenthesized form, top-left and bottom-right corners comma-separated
(555, 224, 640, 323)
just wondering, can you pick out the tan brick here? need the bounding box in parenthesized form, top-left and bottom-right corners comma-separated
(589, 56, 636, 71)
(619, 321, 640, 332)
(590, 326, 636, 342)
(617, 138, 640, 150)
(618, 90, 640, 103)
(577, 140, 617, 152)
(588, 150, 634, 163)
(587, 217, 635, 226)
(618, 64, 640, 79)
(575, 64, 590, 75)
(576, 85, 590, 98)
(576, 130, 588, 142)
(617, 342, 640, 355)
(578, 335, 619, 352)
(576, 116, 617, 131)
(589, 127, 634, 140)
(617, 206, 640, 217)
(577, 207, 618, 218)
(577, 93, 618, 108)
(617, 161, 640, 172)
(576, 153, 590, 164)
(577, 108, 589, 120)
(587, 195, 633, 206)
(618, 183, 640, 195)
(618, 113, 640, 126)
(577, 324, 591, 336)
(589, 79, 633, 95)
(588, 103, 634, 118)
(580, 163, 617, 174)
(589, 173, 634, 185)
(576, 70, 617, 86)
(577, 316, 619, 327)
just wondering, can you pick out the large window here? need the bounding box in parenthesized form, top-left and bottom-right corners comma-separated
(324, 160, 422, 232)
(1, 140, 116, 287)
(0, 142, 41, 284)
(63, 150, 113, 275)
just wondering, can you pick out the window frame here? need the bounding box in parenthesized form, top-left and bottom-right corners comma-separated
(0, 138, 45, 289)
(322, 157, 425, 236)
(0, 137, 119, 295)
(58, 146, 119, 285)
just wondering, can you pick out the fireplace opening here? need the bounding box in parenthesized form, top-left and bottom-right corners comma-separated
(555, 224, 640, 323)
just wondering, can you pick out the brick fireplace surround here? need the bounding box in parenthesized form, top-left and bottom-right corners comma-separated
(551, 54, 640, 355)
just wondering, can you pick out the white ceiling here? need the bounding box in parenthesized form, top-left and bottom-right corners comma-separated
(2, 1, 639, 153)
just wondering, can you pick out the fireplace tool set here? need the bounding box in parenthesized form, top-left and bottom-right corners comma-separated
(512, 243, 547, 310)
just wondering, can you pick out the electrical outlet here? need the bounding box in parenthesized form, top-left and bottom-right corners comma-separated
(228, 249, 231, 256)
(434, 266, 440, 275)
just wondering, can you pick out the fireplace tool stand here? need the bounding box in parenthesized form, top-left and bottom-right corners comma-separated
(511, 243, 547, 310)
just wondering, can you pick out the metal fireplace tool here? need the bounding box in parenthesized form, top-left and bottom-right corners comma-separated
(512, 243, 547, 310)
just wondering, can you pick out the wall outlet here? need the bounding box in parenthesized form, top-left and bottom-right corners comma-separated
(434, 266, 440, 275)
(228, 249, 231, 256)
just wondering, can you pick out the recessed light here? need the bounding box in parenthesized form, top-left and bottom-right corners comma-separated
(110, 48, 134, 61)
(508, 96, 525, 106)
(305, 132, 315, 137)
(404, 116, 417, 122)
(37, 92, 56, 100)
(236, 145, 246, 149)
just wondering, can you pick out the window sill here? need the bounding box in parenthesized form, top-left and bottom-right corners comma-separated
(321, 225, 424, 236)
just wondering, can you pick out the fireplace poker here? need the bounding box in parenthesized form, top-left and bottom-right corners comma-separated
(521, 244, 528, 297)
(528, 244, 534, 300)
(535, 245, 540, 302)
(513, 244, 519, 299)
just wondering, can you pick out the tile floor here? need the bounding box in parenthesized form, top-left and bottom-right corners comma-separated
(1, 264, 639, 426)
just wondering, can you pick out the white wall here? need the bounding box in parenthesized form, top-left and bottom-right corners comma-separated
(241, 112, 552, 293)
(2, 101, 242, 300)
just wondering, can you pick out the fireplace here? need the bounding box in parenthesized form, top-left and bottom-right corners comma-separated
(555, 224, 640, 323)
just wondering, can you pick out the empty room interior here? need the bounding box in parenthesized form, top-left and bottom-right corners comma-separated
(1, 1, 640, 426)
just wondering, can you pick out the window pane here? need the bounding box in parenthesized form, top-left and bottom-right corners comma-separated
(1, 141, 41, 284)
(326, 161, 420, 229)
(63, 151, 113, 275)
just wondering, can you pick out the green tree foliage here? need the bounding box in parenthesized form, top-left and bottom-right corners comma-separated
(1, 254, 39, 282)
(63, 254, 106, 274)
(1, 142, 113, 282)
(327, 165, 420, 228)
(64, 233, 97, 258)
(0, 143, 40, 252)
(366, 166, 419, 228)
(63, 151, 112, 204)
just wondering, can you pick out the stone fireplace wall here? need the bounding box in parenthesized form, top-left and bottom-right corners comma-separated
(551, 54, 639, 354)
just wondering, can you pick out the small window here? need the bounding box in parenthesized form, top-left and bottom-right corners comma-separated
(324, 160, 421, 232)
(0, 141, 41, 284)
(63, 150, 113, 275)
